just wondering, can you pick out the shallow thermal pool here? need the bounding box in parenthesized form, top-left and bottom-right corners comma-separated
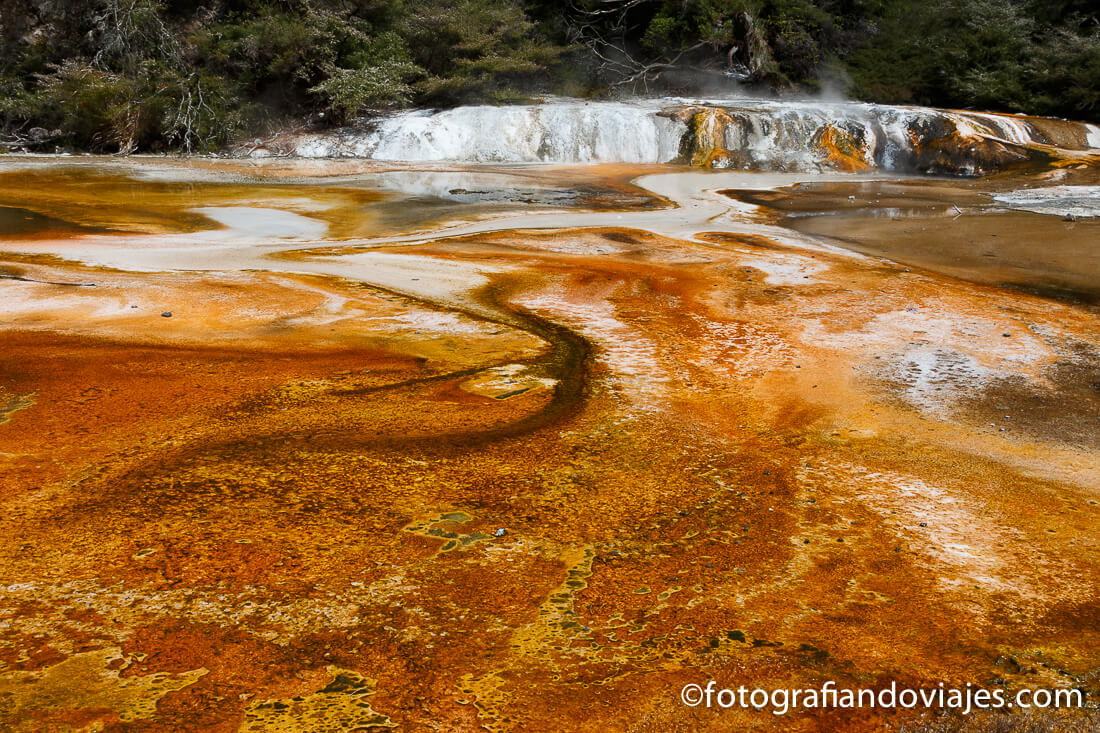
(0, 155, 1098, 730)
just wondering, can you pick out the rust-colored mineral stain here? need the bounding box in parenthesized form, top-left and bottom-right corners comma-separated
(814, 125, 870, 173)
(0, 158, 1098, 730)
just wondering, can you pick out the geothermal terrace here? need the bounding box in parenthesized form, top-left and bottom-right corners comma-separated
(0, 100, 1098, 730)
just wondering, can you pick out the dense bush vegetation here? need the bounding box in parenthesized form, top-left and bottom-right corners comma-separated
(1, 0, 1097, 152)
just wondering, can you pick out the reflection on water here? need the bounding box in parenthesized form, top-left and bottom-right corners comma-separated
(725, 178, 1100, 304)
(0, 205, 110, 238)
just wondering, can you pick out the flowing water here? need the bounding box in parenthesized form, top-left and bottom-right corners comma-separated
(1, 100, 1099, 731)
(288, 98, 1100, 173)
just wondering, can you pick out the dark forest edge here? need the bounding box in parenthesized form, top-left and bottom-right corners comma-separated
(1, 0, 1097, 154)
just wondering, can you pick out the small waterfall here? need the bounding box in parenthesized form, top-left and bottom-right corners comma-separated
(674, 102, 913, 171)
(668, 100, 1098, 174)
(287, 98, 1100, 174)
(296, 102, 684, 164)
(1086, 124, 1100, 149)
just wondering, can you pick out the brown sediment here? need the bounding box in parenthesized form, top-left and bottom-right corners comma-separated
(0, 166, 386, 237)
(0, 206, 113, 239)
(1007, 115, 1100, 152)
(0, 160, 1098, 730)
(720, 176, 1100, 304)
(911, 132, 1041, 176)
(0, 159, 672, 240)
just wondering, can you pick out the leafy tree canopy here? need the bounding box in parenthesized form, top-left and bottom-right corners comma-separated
(1, 0, 1096, 152)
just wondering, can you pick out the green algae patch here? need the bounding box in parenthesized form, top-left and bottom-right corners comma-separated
(0, 391, 34, 426)
(240, 668, 397, 731)
(0, 648, 206, 731)
(404, 510, 494, 553)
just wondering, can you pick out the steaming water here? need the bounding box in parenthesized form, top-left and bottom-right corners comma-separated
(289, 98, 1100, 171)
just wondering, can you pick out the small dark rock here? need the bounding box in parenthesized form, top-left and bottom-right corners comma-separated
(161, 311, 172, 318)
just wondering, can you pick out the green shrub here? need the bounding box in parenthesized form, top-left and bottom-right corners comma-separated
(2, 0, 1097, 151)
(310, 60, 423, 121)
(26, 61, 153, 152)
(400, 0, 563, 104)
